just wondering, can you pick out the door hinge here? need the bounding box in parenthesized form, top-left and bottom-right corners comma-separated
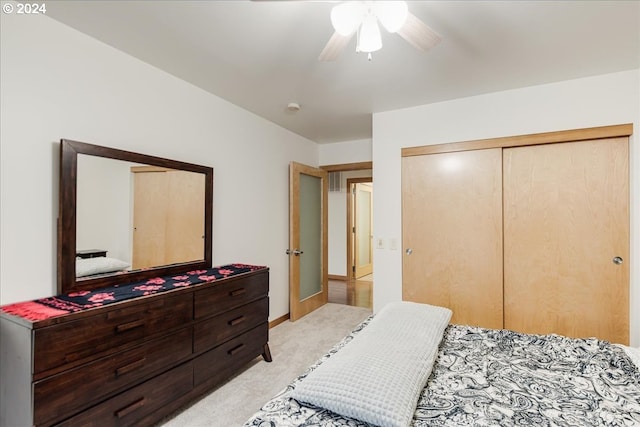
(352, 265, 355, 273)
(352, 226, 355, 233)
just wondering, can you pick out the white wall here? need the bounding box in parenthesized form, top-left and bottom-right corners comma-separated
(76, 156, 137, 264)
(373, 70, 640, 346)
(319, 138, 372, 165)
(0, 11, 318, 321)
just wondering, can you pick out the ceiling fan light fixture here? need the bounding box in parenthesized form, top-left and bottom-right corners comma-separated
(374, 1, 408, 33)
(357, 14, 382, 53)
(330, 2, 366, 36)
(320, 0, 439, 62)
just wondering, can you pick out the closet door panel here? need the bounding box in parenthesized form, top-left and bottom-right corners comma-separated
(402, 148, 503, 329)
(132, 171, 169, 269)
(132, 170, 205, 270)
(166, 170, 205, 264)
(503, 138, 629, 344)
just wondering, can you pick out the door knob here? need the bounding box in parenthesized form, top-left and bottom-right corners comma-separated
(613, 256, 623, 265)
(405, 248, 413, 255)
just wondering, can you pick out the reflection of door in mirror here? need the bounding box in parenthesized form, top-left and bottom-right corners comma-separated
(132, 167, 205, 269)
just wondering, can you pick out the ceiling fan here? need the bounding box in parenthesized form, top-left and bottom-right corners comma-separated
(319, 1, 442, 61)
(253, 1, 442, 61)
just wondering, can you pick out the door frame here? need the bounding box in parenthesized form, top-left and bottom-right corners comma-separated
(347, 177, 373, 280)
(320, 161, 373, 283)
(289, 162, 328, 321)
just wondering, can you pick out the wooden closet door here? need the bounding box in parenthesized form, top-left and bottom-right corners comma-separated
(503, 138, 629, 344)
(133, 171, 168, 269)
(165, 171, 205, 264)
(133, 170, 205, 269)
(402, 148, 503, 329)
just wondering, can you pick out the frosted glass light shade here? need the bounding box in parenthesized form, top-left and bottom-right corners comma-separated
(331, 2, 366, 36)
(357, 15, 382, 53)
(373, 1, 408, 33)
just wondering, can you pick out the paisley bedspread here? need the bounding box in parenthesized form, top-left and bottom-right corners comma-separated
(244, 318, 640, 427)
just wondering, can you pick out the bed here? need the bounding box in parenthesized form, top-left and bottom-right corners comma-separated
(244, 302, 640, 427)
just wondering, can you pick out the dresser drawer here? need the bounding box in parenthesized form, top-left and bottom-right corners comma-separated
(194, 298, 268, 354)
(194, 322, 268, 388)
(34, 327, 192, 426)
(55, 361, 192, 427)
(34, 293, 193, 374)
(194, 271, 268, 319)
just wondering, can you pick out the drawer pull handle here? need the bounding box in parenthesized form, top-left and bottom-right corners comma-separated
(228, 344, 245, 356)
(115, 397, 145, 418)
(229, 288, 246, 297)
(64, 347, 94, 363)
(115, 358, 147, 377)
(116, 319, 145, 333)
(228, 316, 246, 326)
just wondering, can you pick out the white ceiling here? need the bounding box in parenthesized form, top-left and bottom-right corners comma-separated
(45, 1, 640, 144)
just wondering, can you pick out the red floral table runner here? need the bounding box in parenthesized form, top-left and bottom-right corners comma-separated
(1, 264, 266, 321)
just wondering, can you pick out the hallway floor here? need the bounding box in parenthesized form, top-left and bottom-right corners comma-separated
(328, 278, 373, 309)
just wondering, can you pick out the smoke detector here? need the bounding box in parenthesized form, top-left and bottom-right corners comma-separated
(287, 102, 301, 112)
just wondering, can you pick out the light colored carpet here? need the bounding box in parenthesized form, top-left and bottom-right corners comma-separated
(159, 303, 372, 427)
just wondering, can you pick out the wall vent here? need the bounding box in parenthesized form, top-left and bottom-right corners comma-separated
(329, 171, 343, 192)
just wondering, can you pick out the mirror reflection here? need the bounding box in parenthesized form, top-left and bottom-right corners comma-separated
(76, 155, 206, 279)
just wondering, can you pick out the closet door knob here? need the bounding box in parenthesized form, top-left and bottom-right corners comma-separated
(405, 248, 413, 255)
(612, 256, 623, 265)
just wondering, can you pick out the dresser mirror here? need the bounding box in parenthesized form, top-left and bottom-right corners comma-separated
(58, 139, 213, 294)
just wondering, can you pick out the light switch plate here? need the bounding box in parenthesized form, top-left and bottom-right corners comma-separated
(390, 238, 398, 250)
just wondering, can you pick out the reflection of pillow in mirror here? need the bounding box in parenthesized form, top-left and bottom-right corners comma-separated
(76, 257, 130, 278)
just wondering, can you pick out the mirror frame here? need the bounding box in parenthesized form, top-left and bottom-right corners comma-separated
(58, 139, 214, 294)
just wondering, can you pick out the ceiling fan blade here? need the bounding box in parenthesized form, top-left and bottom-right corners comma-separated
(396, 12, 442, 52)
(319, 31, 354, 61)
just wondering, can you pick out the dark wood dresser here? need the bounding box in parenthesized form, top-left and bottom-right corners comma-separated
(0, 268, 270, 427)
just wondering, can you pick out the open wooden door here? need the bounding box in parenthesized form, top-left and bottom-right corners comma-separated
(353, 182, 373, 278)
(289, 162, 328, 321)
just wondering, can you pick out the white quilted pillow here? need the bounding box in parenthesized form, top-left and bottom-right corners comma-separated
(291, 301, 452, 427)
(76, 257, 130, 278)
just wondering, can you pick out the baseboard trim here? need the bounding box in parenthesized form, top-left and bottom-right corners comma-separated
(328, 274, 348, 281)
(269, 313, 289, 328)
